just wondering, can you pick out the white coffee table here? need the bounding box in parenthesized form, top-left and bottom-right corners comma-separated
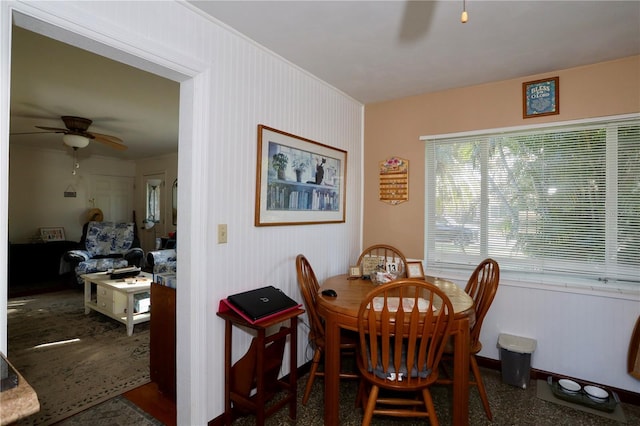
(82, 271, 152, 336)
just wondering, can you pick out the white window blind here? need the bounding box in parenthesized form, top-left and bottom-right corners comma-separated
(423, 116, 640, 287)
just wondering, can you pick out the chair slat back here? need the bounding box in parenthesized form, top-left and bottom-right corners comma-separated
(357, 279, 453, 386)
(465, 258, 500, 346)
(357, 244, 408, 275)
(295, 255, 325, 342)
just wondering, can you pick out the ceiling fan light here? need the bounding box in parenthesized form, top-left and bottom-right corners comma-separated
(62, 134, 90, 148)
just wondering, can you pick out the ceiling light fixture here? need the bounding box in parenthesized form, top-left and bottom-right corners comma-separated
(62, 133, 90, 148)
(461, 0, 469, 23)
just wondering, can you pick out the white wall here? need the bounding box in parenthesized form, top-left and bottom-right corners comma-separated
(437, 271, 640, 395)
(482, 283, 639, 394)
(1, 2, 364, 425)
(9, 145, 136, 243)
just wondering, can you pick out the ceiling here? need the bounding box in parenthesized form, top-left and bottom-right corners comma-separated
(9, 26, 180, 160)
(9, 1, 640, 160)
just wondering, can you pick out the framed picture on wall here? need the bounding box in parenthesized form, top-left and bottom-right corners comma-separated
(255, 124, 347, 226)
(40, 227, 66, 242)
(523, 76, 559, 118)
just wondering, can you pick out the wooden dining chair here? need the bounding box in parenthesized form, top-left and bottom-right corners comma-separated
(356, 279, 454, 425)
(439, 258, 500, 420)
(357, 244, 408, 277)
(295, 254, 359, 405)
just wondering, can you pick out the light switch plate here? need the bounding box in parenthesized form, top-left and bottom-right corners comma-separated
(217, 224, 227, 244)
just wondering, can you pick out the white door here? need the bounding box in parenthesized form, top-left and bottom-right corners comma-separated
(89, 175, 135, 222)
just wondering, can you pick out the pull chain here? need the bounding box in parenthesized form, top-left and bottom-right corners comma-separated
(72, 147, 80, 175)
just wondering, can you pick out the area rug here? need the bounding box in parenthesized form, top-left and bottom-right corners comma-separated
(536, 379, 627, 423)
(7, 289, 150, 425)
(56, 396, 162, 426)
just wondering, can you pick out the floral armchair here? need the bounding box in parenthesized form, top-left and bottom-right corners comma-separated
(64, 221, 144, 284)
(146, 249, 177, 275)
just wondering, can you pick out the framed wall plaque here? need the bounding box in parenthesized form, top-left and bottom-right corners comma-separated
(379, 156, 408, 205)
(523, 76, 559, 118)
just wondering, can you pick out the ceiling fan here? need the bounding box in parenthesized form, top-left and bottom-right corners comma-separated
(13, 115, 127, 151)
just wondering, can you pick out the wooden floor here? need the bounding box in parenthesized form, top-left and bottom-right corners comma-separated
(123, 381, 177, 426)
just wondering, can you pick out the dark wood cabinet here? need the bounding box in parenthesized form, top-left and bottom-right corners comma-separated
(9, 240, 77, 286)
(150, 283, 176, 401)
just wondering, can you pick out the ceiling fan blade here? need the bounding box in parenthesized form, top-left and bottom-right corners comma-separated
(10, 131, 61, 135)
(90, 132, 128, 151)
(35, 126, 68, 133)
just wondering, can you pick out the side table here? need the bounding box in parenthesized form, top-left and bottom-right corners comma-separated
(217, 307, 304, 426)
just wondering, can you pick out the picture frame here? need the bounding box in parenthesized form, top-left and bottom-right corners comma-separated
(360, 256, 382, 278)
(523, 76, 559, 118)
(255, 124, 347, 226)
(406, 261, 425, 279)
(40, 227, 66, 242)
(348, 265, 362, 280)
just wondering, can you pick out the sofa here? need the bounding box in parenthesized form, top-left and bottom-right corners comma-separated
(64, 221, 144, 284)
(146, 249, 177, 274)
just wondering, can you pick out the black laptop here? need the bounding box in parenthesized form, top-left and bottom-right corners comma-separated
(227, 286, 300, 322)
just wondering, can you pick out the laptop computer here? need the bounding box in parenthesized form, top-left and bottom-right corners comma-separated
(227, 286, 300, 322)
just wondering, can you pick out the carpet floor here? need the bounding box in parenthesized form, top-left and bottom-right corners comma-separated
(7, 289, 150, 425)
(60, 366, 640, 425)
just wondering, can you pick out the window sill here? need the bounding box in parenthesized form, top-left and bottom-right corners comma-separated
(425, 267, 640, 302)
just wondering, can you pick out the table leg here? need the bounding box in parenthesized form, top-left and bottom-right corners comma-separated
(288, 316, 298, 420)
(452, 317, 470, 426)
(323, 315, 340, 425)
(126, 293, 135, 336)
(84, 279, 91, 314)
(223, 320, 233, 425)
(256, 328, 266, 426)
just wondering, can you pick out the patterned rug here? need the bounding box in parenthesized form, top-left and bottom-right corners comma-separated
(7, 289, 150, 425)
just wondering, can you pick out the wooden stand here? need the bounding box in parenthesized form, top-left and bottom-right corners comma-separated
(150, 283, 176, 400)
(217, 307, 303, 425)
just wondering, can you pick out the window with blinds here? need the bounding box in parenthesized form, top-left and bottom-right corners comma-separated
(423, 116, 640, 288)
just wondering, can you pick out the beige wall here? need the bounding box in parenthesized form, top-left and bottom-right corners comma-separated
(8, 145, 136, 243)
(363, 56, 640, 259)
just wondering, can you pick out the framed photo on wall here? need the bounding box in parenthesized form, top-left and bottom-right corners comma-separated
(255, 124, 347, 226)
(406, 261, 425, 279)
(523, 76, 559, 118)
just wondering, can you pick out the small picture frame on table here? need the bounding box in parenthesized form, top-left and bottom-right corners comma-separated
(348, 265, 362, 280)
(406, 261, 425, 279)
(40, 227, 66, 242)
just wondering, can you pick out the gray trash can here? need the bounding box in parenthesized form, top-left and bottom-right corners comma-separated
(498, 333, 537, 389)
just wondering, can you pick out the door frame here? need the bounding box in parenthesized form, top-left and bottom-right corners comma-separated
(1, 4, 211, 424)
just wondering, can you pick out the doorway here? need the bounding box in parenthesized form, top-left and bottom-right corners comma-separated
(0, 8, 191, 424)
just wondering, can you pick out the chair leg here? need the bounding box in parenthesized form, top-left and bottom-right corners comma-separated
(470, 355, 493, 420)
(302, 348, 322, 405)
(422, 388, 439, 426)
(361, 385, 379, 426)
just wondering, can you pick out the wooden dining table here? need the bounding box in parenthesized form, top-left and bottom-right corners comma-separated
(317, 274, 475, 425)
